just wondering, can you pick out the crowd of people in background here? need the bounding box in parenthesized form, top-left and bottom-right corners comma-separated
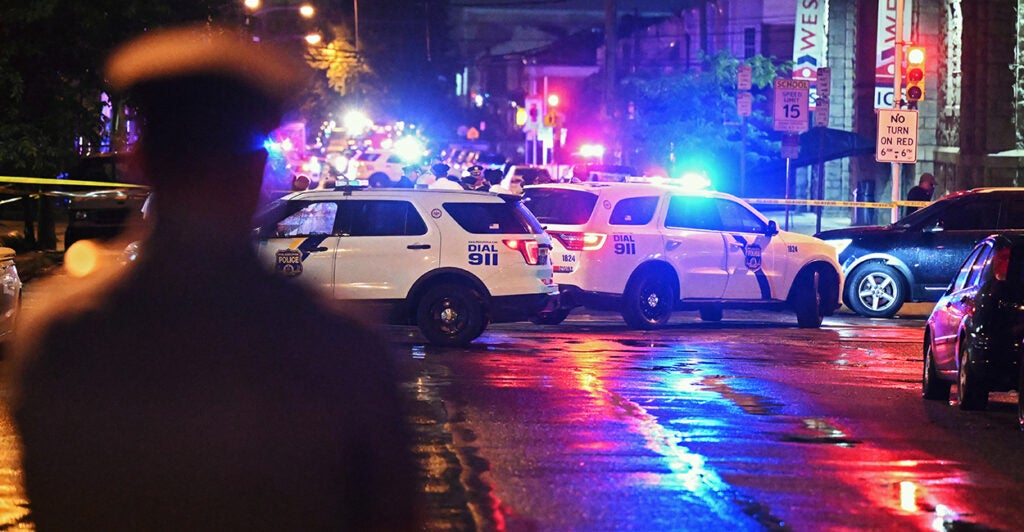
(312, 155, 587, 196)
(362, 161, 533, 195)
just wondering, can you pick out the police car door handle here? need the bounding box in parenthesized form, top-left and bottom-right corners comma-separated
(407, 244, 431, 250)
(309, 246, 329, 252)
(728, 241, 744, 250)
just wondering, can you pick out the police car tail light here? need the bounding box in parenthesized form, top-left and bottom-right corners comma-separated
(549, 231, 606, 251)
(503, 239, 541, 265)
(994, 246, 1011, 281)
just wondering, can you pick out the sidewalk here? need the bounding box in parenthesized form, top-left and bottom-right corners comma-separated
(760, 209, 853, 236)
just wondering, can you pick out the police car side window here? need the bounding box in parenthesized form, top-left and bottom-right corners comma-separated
(609, 196, 658, 225)
(665, 196, 723, 231)
(444, 203, 535, 234)
(716, 199, 766, 233)
(346, 200, 427, 237)
(274, 202, 338, 237)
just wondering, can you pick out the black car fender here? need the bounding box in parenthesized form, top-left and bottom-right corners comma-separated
(842, 252, 915, 289)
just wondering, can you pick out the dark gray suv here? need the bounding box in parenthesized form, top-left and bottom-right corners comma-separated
(815, 188, 1024, 318)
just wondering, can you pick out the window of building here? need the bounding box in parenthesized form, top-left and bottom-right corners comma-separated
(744, 28, 757, 59)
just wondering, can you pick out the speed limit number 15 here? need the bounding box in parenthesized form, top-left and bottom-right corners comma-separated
(773, 79, 810, 133)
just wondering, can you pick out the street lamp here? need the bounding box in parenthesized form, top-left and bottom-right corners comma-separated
(242, 1, 319, 43)
(244, 0, 315, 17)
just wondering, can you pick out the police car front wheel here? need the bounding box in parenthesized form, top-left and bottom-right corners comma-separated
(792, 270, 824, 328)
(416, 284, 487, 347)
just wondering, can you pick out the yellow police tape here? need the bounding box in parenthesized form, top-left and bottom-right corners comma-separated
(0, 176, 147, 188)
(743, 197, 930, 209)
(0, 175, 929, 211)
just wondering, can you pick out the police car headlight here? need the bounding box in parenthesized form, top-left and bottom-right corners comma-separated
(823, 238, 852, 254)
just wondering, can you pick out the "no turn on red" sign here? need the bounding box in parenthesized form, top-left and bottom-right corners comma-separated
(876, 109, 919, 163)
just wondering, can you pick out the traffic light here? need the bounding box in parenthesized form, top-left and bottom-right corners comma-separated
(905, 46, 926, 103)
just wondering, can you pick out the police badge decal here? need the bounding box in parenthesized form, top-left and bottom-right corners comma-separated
(744, 244, 762, 271)
(276, 248, 303, 277)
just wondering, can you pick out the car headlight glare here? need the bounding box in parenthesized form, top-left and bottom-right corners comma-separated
(824, 238, 852, 254)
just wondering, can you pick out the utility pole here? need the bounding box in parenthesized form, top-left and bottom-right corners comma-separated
(604, 0, 618, 163)
(890, 0, 905, 224)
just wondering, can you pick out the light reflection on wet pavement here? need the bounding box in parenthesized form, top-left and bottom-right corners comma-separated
(401, 312, 1024, 531)
(0, 309, 1021, 530)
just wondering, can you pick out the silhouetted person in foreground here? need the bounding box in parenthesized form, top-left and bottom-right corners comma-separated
(9, 25, 419, 531)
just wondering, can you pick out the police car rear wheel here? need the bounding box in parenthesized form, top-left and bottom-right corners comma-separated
(622, 273, 674, 329)
(416, 284, 486, 347)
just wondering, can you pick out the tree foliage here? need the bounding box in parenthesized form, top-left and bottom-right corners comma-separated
(618, 51, 791, 194)
(0, 0, 238, 176)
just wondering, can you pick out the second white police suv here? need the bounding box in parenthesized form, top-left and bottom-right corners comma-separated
(521, 181, 843, 328)
(254, 186, 558, 346)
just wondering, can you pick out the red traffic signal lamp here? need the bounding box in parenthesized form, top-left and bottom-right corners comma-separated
(905, 46, 926, 103)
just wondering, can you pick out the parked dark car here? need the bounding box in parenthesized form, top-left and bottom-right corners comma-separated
(921, 234, 1024, 426)
(815, 188, 1024, 317)
(64, 153, 149, 249)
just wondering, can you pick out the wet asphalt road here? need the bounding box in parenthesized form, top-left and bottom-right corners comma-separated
(397, 306, 1024, 531)
(1, 301, 1023, 530)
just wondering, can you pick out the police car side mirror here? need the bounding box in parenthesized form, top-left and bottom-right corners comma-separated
(765, 220, 779, 236)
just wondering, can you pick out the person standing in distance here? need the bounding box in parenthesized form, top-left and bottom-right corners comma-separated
(427, 162, 463, 190)
(905, 172, 937, 216)
(8, 25, 420, 531)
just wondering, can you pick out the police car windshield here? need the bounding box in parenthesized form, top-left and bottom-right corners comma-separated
(521, 188, 597, 225)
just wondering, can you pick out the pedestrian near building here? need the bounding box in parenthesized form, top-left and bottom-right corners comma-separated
(8, 24, 420, 531)
(905, 172, 937, 216)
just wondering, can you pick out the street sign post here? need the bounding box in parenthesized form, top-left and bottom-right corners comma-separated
(773, 79, 810, 133)
(813, 99, 829, 127)
(816, 67, 831, 98)
(875, 108, 919, 163)
(737, 65, 752, 91)
(737, 92, 752, 117)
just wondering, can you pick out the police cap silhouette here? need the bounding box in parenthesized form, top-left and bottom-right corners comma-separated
(105, 24, 309, 163)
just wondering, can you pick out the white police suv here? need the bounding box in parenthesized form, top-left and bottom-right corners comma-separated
(522, 181, 842, 328)
(253, 186, 557, 346)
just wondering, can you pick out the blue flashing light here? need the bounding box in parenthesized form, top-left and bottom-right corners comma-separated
(676, 171, 712, 191)
(263, 138, 282, 154)
(393, 136, 425, 163)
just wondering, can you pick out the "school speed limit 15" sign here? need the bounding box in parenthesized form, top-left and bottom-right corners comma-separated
(773, 79, 810, 133)
(875, 109, 919, 163)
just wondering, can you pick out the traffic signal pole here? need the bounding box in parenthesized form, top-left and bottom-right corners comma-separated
(890, 0, 905, 223)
